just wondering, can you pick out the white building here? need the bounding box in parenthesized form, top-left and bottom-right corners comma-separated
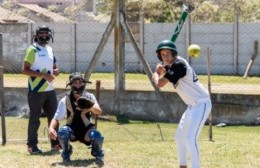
(16, 0, 95, 12)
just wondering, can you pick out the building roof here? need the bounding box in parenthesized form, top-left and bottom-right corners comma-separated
(17, 3, 70, 22)
(16, 0, 74, 4)
(0, 7, 34, 23)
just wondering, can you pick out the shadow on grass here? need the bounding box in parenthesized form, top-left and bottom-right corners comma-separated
(41, 150, 61, 156)
(51, 158, 104, 167)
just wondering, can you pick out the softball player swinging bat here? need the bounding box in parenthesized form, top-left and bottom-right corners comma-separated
(152, 3, 212, 168)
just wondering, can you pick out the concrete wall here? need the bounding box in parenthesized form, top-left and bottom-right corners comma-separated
(0, 22, 259, 74)
(3, 88, 260, 125)
(144, 23, 260, 75)
(0, 23, 28, 72)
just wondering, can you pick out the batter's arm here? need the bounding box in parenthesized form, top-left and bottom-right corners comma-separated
(152, 64, 169, 88)
(153, 74, 169, 89)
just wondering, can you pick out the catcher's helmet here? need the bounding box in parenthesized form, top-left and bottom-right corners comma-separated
(67, 72, 91, 94)
(156, 40, 178, 61)
(33, 25, 53, 44)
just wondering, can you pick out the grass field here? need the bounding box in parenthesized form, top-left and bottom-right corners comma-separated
(0, 117, 259, 168)
(4, 73, 260, 94)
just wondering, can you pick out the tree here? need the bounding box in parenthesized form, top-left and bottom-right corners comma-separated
(2, 0, 260, 23)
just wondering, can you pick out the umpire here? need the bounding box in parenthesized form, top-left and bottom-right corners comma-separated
(22, 25, 60, 154)
(48, 72, 104, 162)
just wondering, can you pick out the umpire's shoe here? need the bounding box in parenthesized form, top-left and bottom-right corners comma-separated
(28, 146, 43, 155)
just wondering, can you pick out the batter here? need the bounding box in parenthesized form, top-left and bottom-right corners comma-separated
(152, 40, 212, 168)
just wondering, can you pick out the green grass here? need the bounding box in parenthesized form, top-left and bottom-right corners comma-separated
(0, 117, 259, 168)
(198, 75, 260, 84)
(4, 73, 260, 94)
(4, 73, 260, 85)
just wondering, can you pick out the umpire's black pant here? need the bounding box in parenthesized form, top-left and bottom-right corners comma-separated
(27, 90, 59, 147)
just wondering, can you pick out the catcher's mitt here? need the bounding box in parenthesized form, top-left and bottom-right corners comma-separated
(77, 96, 95, 109)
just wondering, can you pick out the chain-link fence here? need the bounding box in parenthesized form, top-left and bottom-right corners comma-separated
(1, 0, 260, 142)
(0, 1, 259, 93)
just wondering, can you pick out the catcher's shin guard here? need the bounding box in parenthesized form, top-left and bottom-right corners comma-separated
(89, 130, 104, 160)
(58, 126, 74, 162)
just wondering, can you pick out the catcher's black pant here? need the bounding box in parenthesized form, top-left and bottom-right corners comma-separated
(27, 90, 59, 147)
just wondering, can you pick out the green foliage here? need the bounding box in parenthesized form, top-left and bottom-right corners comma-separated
(55, 0, 88, 20)
(47, 5, 58, 13)
(239, 0, 260, 22)
(16, 8, 30, 16)
(125, 1, 141, 22)
(143, 1, 176, 23)
(193, 1, 220, 23)
(96, 0, 260, 23)
(63, 5, 79, 20)
(96, 0, 113, 15)
(2, 0, 259, 23)
(2, 0, 15, 9)
(95, 0, 176, 22)
(98, 0, 182, 23)
(1, 0, 260, 23)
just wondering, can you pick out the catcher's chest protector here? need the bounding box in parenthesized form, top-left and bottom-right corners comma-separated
(66, 95, 74, 125)
(65, 95, 91, 127)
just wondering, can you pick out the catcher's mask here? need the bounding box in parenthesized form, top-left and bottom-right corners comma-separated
(156, 40, 178, 61)
(33, 25, 54, 45)
(67, 72, 91, 94)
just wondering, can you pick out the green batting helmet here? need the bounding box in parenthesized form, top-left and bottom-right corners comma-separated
(156, 40, 178, 61)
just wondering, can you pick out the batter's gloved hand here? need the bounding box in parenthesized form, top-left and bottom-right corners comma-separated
(77, 96, 95, 109)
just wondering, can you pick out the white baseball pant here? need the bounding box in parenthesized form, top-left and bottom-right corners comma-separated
(175, 100, 212, 168)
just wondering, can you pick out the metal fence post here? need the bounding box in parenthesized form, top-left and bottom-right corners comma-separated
(0, 33, 6, 145)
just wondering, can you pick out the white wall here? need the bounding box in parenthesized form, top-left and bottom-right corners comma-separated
(0, 22, 259, 75)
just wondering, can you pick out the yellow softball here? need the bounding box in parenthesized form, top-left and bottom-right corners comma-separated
(188, 44, 201, 58)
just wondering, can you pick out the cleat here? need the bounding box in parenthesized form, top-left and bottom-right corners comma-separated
(95, 153, 105, 167)
(28, 146, 43, 155)
(51, 144, 62, 152)
(95, 150, 104, 162)
(96, 155, 104, 162)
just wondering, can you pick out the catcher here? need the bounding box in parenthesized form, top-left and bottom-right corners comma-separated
(48, 72, 104, 162)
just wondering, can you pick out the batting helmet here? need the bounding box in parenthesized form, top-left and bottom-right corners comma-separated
(33, 25, 53, 44)
(67, 72, 91, 94)
(156, 40, 178, 61)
